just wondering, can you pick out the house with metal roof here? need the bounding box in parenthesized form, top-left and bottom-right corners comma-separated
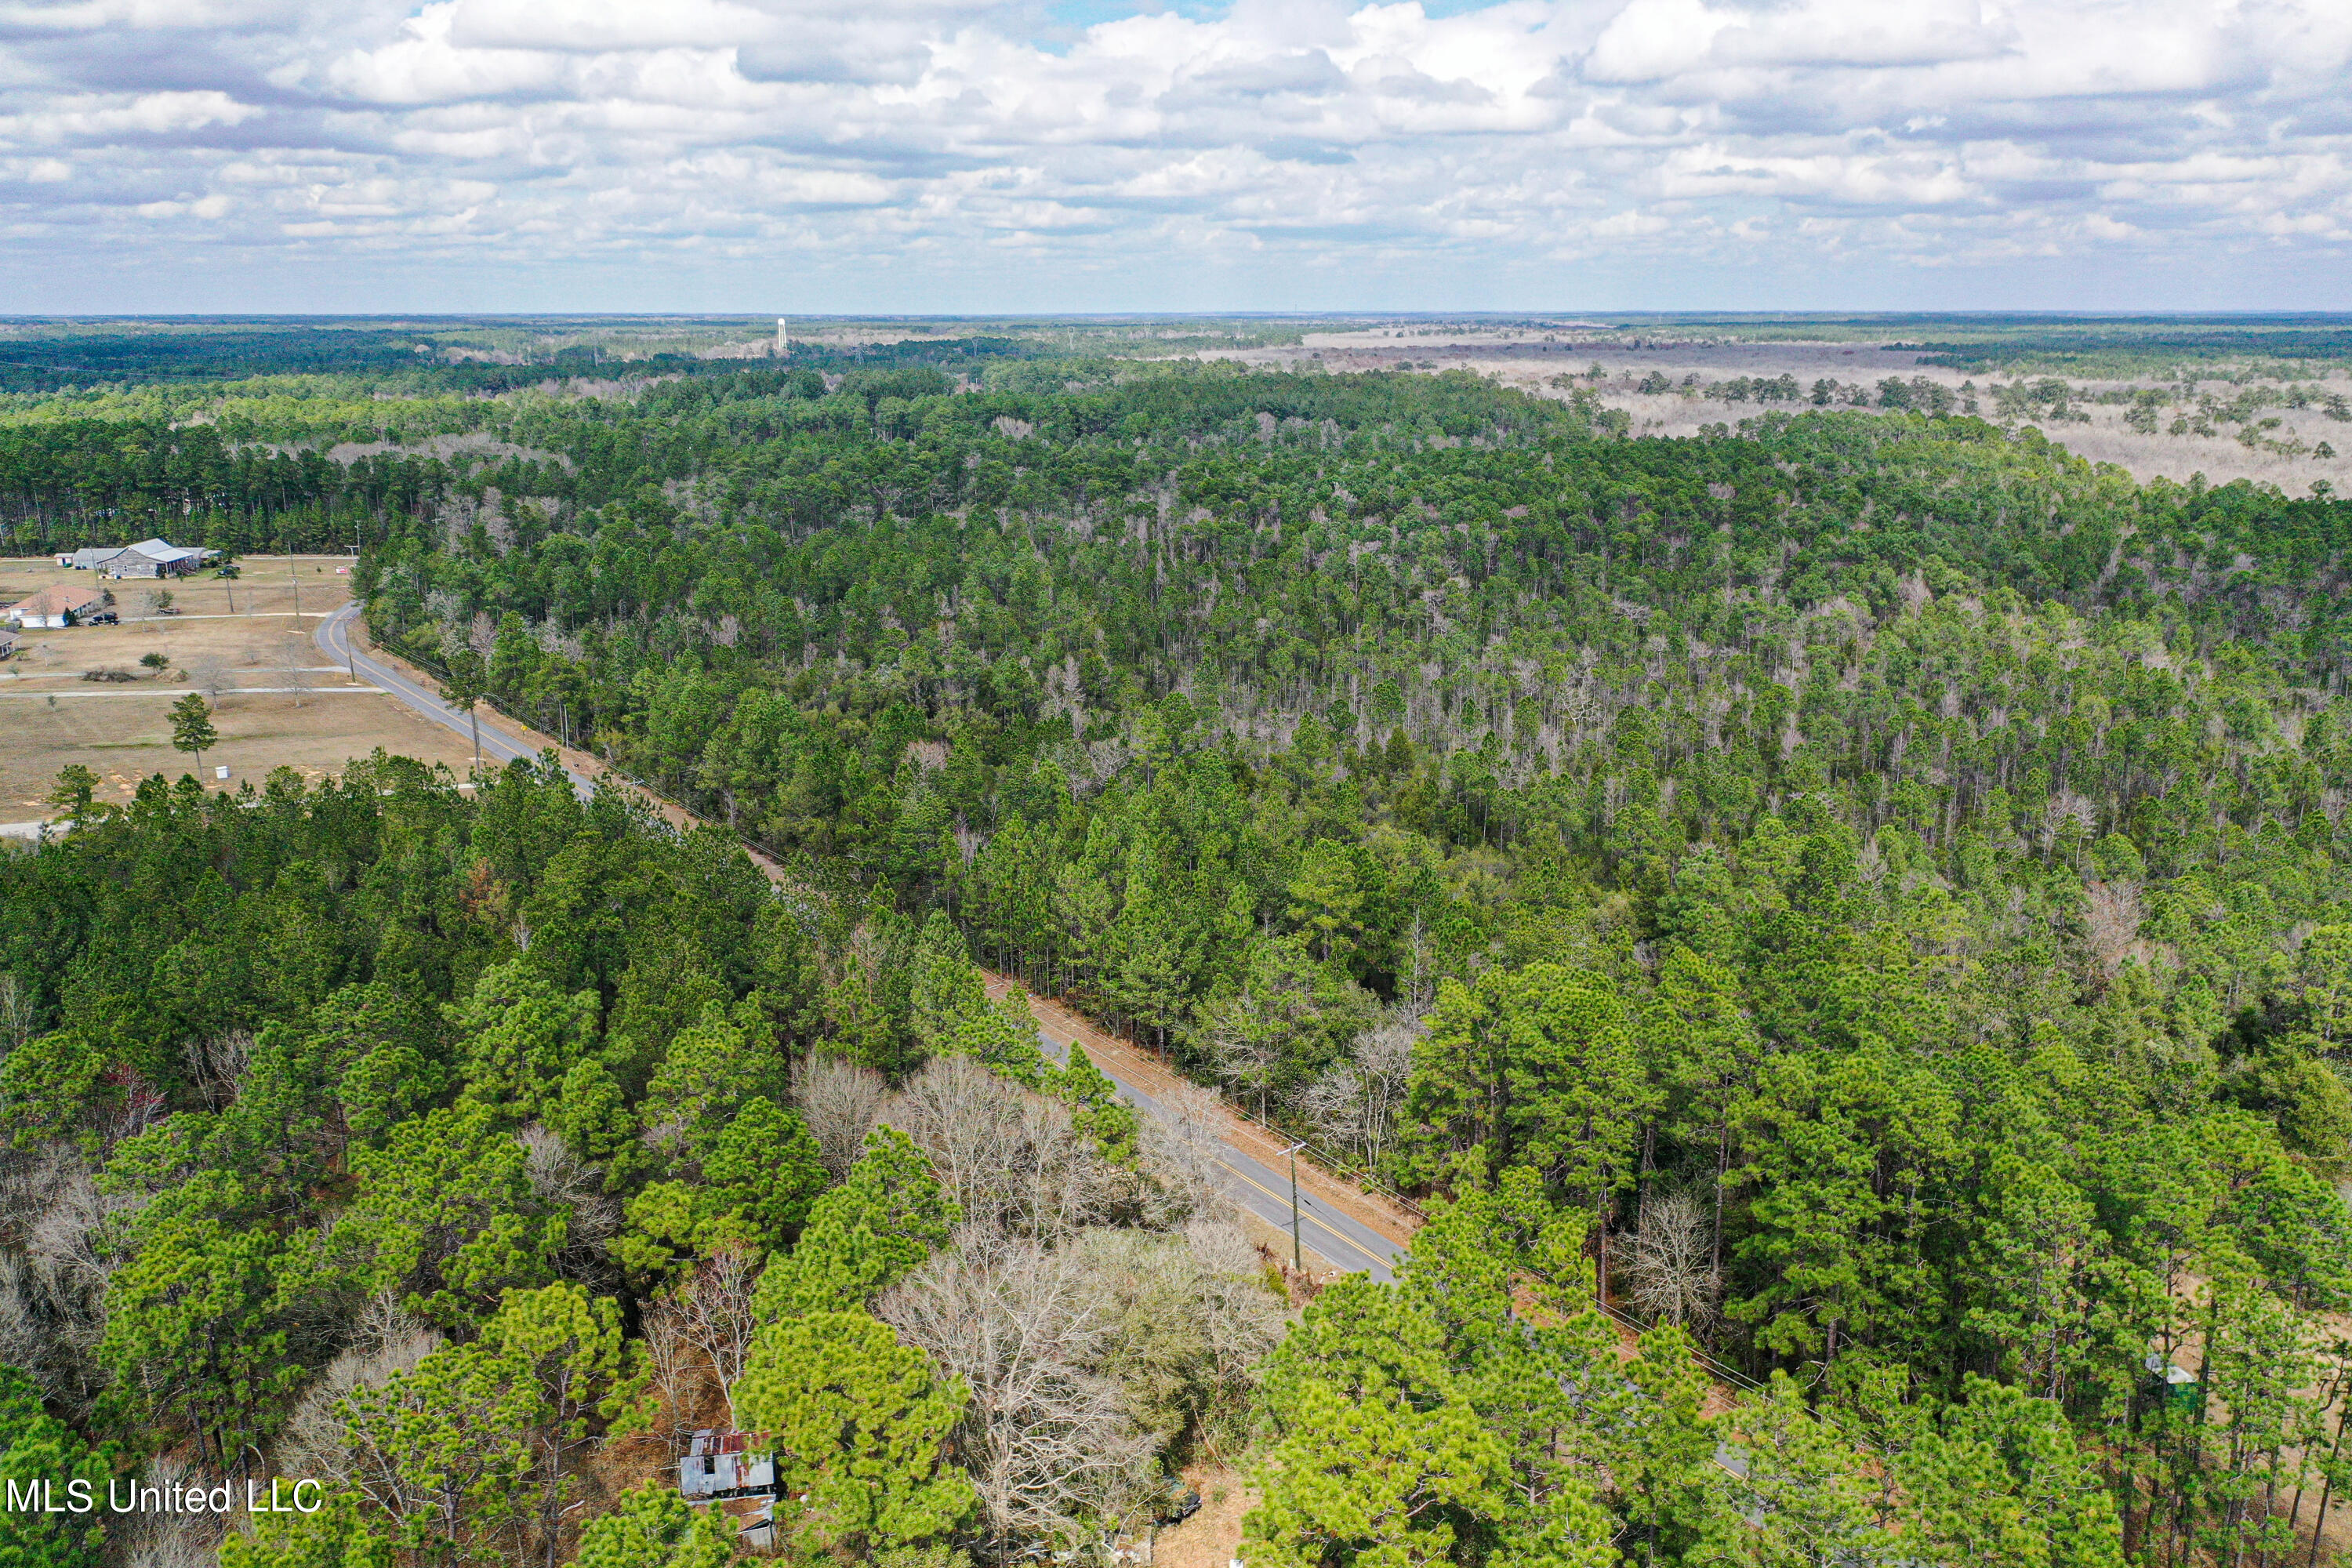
(102, 539, 213, 579)
(677, 1430, 777, 1502)
(677, 1430, 782, 1548)
(56, 539, 214, 576)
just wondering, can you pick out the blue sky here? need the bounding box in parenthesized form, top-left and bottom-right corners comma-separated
(2, 0, 2348, 314)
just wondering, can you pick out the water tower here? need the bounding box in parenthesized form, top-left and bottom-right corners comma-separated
(775, 318, 788, 358)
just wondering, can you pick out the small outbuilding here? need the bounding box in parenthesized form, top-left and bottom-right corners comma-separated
(4, 583, 106, 629)
(677, 1431, 776, 1501)
(677, 1432, 781, 1549)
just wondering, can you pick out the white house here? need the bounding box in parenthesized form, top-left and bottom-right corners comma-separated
(4, 583, 106, 629)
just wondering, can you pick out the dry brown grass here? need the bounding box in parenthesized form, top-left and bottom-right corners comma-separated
(0, 555, 476, 816)
(1152, 1465, 1256, 1568)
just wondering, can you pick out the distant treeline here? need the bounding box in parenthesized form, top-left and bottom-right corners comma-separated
(0, 324, 1036, 394)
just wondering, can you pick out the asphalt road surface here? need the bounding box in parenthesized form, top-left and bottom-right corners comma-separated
(315, 605, 594, 795)
(1035, 1030, 1406, 1281)
(323, 603, 1406, 1279)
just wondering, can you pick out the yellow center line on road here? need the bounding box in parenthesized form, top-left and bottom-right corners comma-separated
(1215, 1157, 1396, 1275)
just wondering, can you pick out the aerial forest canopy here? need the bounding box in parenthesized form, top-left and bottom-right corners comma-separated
(7, 344, 2352, 1568)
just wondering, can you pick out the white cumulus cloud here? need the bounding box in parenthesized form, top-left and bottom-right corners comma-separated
(0, 0, 2345, 309)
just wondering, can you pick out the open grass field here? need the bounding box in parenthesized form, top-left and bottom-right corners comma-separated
(0, 554, 477, 818)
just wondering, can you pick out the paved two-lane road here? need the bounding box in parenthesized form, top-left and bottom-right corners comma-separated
(320, 602, 1407, 1279)
(1033, 1030, 1406, 1281)
(314, 604, 594, 795)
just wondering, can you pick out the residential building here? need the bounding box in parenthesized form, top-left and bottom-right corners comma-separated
(103, 539, 213, 579)
(54, 539, 216, 577)
(4, 583, 106, 629)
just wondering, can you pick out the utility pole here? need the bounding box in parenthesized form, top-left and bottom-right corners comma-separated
(343, 612, 358, 685)
(1281, 1142, 1306, 1276)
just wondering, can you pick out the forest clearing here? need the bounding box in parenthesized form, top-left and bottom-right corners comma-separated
(1207, 328, 2352, 494)
(0, 557, 476, 811)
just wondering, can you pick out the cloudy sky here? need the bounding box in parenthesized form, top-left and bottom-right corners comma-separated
(3, 0, 2349, 313)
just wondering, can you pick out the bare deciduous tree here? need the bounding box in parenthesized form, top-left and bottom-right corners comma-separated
(1179, 1219, 1293, 1432)
(881, 1235, 1159, 1560)
(0, 1255, 46, 1394)
(352, 1290, 434, 1361)
(0, 972, 31, 1054)
(181, 1030, 252, 1112)
(0, 1146, 130, 1410)
(1622, 1189, 1720, 1331)
(1136, 1080, 1231, 1228)
(114, 1457, 232, 1568)
(102, 1076, 170, 1150)
(638, 1300, 706, 1454)
(1069, 1221, 1290, 1457)
(1194, 992, 1283, 1121)
(1299, 1007, 1420, 1174)
(791, 1051, 889, 1182)
(180, 652, 229, 699)
(468, 611, 498, 663)
(520, 1124, 622, 1288)
(278, 630, 312, 708)
(274, 1294, 442, 1483)
(884, 1055, 1127, 1243)
(663, 1243, 761, 1428)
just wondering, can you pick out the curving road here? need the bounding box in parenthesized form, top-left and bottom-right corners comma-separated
(321, 604, 1406, 1279)
(315, 604, 594, 796)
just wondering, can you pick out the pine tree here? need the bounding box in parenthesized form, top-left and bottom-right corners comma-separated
(169, 691, 217, 775)
(731, 1310, 975, 1555)
(574, 1486, 731, 1568)
(753, 1125, 959, 1319)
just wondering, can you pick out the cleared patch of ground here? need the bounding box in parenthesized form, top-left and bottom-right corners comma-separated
(1208, 331, 2352, 493)
(0, 555, 476, 812)
(1152, 1465, 1254, 1568)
